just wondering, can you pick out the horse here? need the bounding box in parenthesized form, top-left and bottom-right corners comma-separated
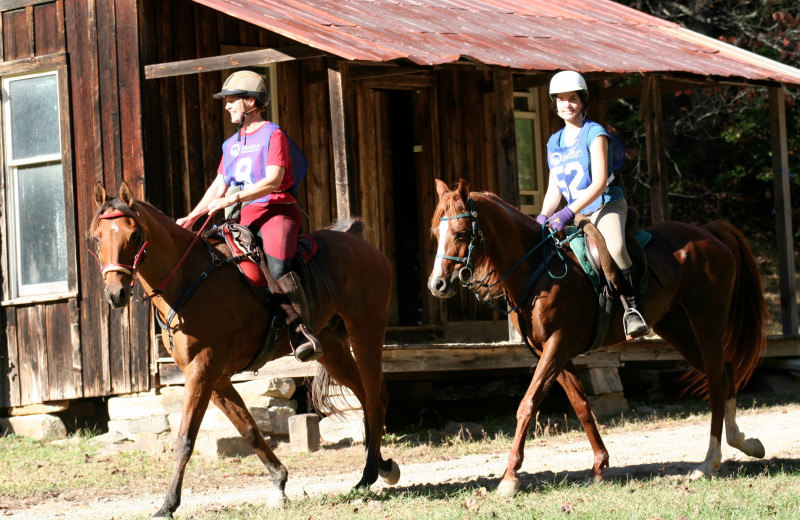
(90, 181, 399, 518)
(428, 178, 768, 496)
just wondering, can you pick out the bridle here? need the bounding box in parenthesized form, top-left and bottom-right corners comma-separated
(436, 197, 485, 284)
(89, 211, 148, 285)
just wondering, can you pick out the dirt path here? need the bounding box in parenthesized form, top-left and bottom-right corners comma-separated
(9, 404, 800, 519)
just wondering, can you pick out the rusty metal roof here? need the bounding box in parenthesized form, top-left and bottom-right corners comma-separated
(190, 0, 800, 86)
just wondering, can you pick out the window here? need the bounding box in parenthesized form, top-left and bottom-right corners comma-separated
(514, 89, 545, 216)
(2, 70, 71, 300)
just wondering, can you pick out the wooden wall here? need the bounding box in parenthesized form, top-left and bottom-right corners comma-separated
(0, 0, 149, 408)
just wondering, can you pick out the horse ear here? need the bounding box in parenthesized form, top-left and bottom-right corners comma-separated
(456, 178, 470, 203)
(119, 181, 134, 207)
(435, 179, 450, 200)
(94, 182, 107, 209)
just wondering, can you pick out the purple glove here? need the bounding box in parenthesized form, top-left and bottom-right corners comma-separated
(548, 207, 574, 232)
(535, 214, 548, 226)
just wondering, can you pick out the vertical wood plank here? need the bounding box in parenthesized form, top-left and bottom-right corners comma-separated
(33, 2, 60, 54)
(302, 58, 334, 231)
(327, 60, 356, 220)
(769, 86, 799, 336)
(45, 302, 80, 400)
(494, 68, 519, 207)
(17, 306, 47, 405)
(3, 9, 28, 60)
(1, 308, 21, 407)
(116, 0, 145, 197)
(640, 75, 670, 223)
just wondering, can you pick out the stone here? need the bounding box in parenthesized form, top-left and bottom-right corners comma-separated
(234, 377, 296, 402)
(319, 410, 365, 444)
(108, 415, 170, 437)
(7, 401, 69, 416)
(193, 431, 260, 458)
(107, 393, 167, 420)
(0, 414, 68, 441)
(581, 367, 624, 395)
(159, 387, 186, 413)
(288, 413, 320, 452)
(588, 392, 628, 418)
(444, 421, 486, 441)
(263, 406, 296, 435)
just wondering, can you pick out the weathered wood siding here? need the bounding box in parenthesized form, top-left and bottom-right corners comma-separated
(0, 0, 149, 408)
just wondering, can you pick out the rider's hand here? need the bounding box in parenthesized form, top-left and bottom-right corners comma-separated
(176, 216, 194, 228)
(548, 207, 574, 232)
(535, 214, 548, 226)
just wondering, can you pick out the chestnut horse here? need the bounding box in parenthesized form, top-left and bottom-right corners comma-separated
(429, 179, 768, 496)
(90, 181, 398, 518)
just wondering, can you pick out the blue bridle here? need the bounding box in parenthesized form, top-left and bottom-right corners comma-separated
(436, 197, 486, 284)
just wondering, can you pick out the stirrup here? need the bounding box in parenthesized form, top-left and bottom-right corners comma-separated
(623, 308, 649, 340)
(292, 323, 323, 362)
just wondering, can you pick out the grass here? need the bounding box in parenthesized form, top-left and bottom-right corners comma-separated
(1, 397, 798, 519)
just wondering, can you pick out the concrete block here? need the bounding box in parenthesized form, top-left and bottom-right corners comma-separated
(581, 367, 624, 395)
(194, 431, 256, 458)
(159, 387, 185, 413)
(588, 392, 628, 418)
(262, 406, 295, 435)
(319, 410, 365, 444)
(0, 414, 67, 441)
(289, 414, 320, 452)
(8, 401, 69, 416)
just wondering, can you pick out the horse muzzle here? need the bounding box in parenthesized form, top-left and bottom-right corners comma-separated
(428, 274, 457, 299)
(103, 274, 131, 308)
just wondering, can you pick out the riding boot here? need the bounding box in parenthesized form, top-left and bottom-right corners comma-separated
(620, 267, 649, 339)
(276, 271, 324, 362)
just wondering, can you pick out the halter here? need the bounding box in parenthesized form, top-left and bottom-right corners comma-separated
(90, 211, 148, 285)
(436, 197, 485, 284)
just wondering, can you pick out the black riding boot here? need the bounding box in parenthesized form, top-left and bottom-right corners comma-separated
(276, 272, 323, 362)
(621, 267, 649, 339)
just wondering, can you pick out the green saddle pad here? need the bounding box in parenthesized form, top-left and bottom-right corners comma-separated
(570, 228, 652, 294)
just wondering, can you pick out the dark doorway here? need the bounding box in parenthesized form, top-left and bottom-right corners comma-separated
(387, 90, 423, 326)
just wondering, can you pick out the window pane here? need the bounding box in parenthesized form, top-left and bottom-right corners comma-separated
(17, 163, 68, 286)
(515, 118, 537, 192)
(8, 74, 61, 160)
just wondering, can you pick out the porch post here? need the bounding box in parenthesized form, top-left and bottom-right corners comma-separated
(327, 60, 357, 220)
(640, 76, 670, 223)
(769, 86, 799, 336)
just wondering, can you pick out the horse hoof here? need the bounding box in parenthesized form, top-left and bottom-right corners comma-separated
(379, 460, 401, 485)
(151, 511, 173, 519)
(268, 489, 288, 509)
(746, 438, 765, 459)
(690, 468, 708, 480)
(497, 478, 521, 497)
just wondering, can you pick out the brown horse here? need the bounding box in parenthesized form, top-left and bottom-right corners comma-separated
(90, 181, 398, 518)
(428, 179, 768, 496)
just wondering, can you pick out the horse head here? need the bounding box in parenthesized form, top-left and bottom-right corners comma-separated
(428, 178, 488, 298)
(89, 181, 145, 308)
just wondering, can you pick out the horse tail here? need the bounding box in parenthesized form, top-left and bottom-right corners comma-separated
(311, 362, 335, 413)
(703, 220, 769, 390)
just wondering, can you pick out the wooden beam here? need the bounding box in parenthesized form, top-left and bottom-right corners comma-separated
(327, 60, 357, 220)
(494, 68, 519, 207)
(769, 86, 799, 336)
(0, 52, 66, 75)
(144, 46, 324, 79)
(1, 0, 50, 11)
(639, 76, 670, 223)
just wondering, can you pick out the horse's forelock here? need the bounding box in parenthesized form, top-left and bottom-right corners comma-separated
(89, 199, 138, 236)
(431, 190, 467, 234)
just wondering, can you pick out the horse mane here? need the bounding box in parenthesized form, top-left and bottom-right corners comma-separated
(328, 218, 365, 237)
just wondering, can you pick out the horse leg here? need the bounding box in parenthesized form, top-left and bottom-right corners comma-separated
(557, 362, 609, 481)
(498, 348, 563, 497)
(153, 365, 215, 519)
(653, 306, 728, 479)
(317, 324, 397, 489)
(723, 363, 765, 459)
(210, 377, 289, 507)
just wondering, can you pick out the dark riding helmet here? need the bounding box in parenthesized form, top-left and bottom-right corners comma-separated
(213, 70, 269, 107)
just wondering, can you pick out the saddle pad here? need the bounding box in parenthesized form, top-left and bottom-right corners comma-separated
(570, 228, 653, 294)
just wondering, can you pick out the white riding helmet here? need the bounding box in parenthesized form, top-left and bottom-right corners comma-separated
(213, 70, 269, 107)
(549, 71, 588, 95)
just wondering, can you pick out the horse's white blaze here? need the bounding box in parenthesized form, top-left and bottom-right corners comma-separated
(725, 398, 765, 458)
(691, 436, 722, 479)
(431, 220, 450, 280)
(110, 222, 120, 233)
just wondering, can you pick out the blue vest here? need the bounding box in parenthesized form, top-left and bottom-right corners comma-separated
(546, 120, 624, 215)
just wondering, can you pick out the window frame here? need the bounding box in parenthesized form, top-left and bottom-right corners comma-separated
(513, 89, 546, 216)
(0, 60, 77, 305)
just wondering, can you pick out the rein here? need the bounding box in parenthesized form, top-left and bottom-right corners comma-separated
(90, 211, 148, 284)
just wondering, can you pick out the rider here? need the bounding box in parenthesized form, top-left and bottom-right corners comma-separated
(536, 70, 649, 339)
(176, 70, 323, 361)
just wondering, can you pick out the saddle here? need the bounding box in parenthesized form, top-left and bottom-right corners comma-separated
(570, 208, 651, 352)
(206, 222, 319, 371)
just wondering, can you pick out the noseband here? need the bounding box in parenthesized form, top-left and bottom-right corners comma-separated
(90, 211, 148, 285)
(436, 197, 485, 283)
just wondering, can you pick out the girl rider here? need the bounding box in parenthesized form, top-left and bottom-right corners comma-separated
(536, 71, 649, 339)
(177, 70, 322, 361)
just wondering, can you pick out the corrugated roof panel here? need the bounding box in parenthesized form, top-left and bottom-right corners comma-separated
(188, 0, 800, 85)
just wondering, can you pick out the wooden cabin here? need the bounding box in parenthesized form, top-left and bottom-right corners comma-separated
(1, 0, 798, 409)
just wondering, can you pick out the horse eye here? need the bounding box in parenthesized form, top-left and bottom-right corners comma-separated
(130, 231, 142, 244)
(455, 230, 469, 241)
